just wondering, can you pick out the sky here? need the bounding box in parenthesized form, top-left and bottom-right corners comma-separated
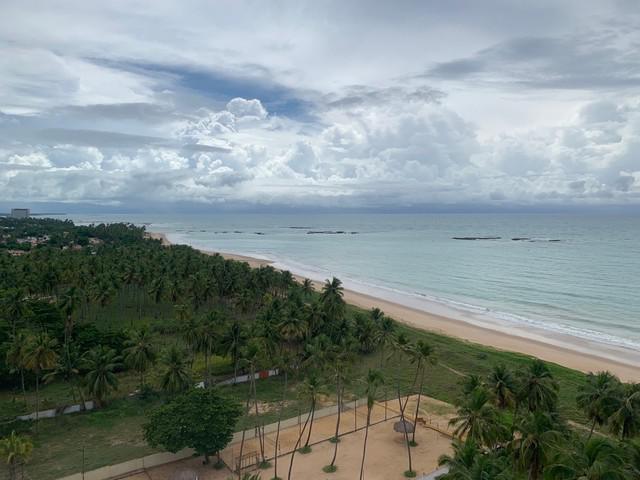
(1, 1, 639, 212)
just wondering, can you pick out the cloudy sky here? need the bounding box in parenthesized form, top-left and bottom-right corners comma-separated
(1, 1, 639, 211)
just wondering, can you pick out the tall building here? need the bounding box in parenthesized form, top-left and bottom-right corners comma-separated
(10, 208, 30, 218)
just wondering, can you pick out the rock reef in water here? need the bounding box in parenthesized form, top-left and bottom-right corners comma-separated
(452, 236, 501, 240)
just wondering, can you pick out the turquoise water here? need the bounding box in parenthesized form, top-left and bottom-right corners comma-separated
(68, 213, 640, 357)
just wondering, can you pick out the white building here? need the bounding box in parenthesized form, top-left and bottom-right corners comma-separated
(10, 208, 30, 218)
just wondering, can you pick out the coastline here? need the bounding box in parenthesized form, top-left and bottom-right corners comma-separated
(148, 231, 640, 382)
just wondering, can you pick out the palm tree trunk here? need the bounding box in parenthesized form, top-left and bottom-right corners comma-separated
(303, 397, 316, 448)
(397, 386, 413, 474)
(35, 373, 40, 434)
(588, 418, 596, 441)
(330, 384, 343, 468)
(359, 408, 372, 480)
(411, 369, 424, 444)
(273, 372, 287, 480)
(20, 368, 26, 405)
(287, 406, 313, 480)
(237, 381, 253, 478)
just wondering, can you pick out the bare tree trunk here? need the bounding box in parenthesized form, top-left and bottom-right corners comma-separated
(329, 384, 343, 468)
(287, 406, 313, 480)
(359, 408, 372, 480)
(273, 372, 287, 480)
(35, 373, 40, 433)
(303, 397, 316, 449)
(237, 387, 253, 479)
(397, 386, 413, 474)
(411, 368, 424, 444)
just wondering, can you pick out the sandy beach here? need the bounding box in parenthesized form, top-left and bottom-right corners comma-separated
(148, 231, 640, 382)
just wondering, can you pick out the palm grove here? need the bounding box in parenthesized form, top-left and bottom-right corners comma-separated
(0, 218, 638, 479)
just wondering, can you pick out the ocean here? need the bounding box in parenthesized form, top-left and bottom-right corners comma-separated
(67, 212, 640, 362)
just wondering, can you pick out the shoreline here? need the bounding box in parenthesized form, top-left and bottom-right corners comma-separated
(148, 231, 640, 381)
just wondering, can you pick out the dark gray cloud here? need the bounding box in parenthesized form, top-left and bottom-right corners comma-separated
(426, 27, 640, 91)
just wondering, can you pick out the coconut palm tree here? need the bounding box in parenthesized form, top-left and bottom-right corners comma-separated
(511, 411, 561, 480)
(409, 340, 436, 445)
(301, 278, 314, 298)
(5, 331, 29, 404)
(359, 369, 384, 480)
(160, 345, 192, 394)
(83, 346, 121, 407)
(576, 371, 622, 440)
(449, 387, 504, 448)
(220, 319, 247, 383)
(608, 383, 640, 440)
(517, 359, 559, 414)
(0, 288, 30, 336)
(301, 373, 323, 452)
(23, 333, 58, 432)
(545, 436, 627, 480)
(487, 364, 516, 410)
(325, 340, 353, 473)
(43, 346, 85, 407)
(374, 315, 396, 368)
(320, 277, 345, 323)
(123, 328, 156, 392)
(0, 431, 33, 480)
(438, 439, 511, 480)
(58, 286, 81, 356)
(196, 312, 220, 387)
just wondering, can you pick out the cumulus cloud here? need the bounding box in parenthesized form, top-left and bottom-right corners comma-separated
(0, 1, 639, 209)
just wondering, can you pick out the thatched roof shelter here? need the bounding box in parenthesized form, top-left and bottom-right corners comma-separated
(393, 419, 415, 433)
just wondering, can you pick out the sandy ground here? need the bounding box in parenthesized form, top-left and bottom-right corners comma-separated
(123, 396, 454, 480)
(146, 231, 640, 381)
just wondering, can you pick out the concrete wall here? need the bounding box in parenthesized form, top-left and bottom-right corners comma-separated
(17, 401, 95, 421)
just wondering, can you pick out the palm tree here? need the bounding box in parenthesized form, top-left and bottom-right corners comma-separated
(546, 437, 626, 480)
(0, 288, 30, 336)
(320, 277, 345, 323)
(576, 371, 622, 440)
(23, 333, 58, 432)
(58, 286, 81, 357)
(196, 312, 220, 386)
(359, 369, 384, 480)
(438, 439, 510, 480)
(123, 328, 156, 392)
(517, 359, 559, 413)
(374, 315, 396, 368)
(487, 364, 516, 410)
(301, 278, 314, 298)
(409, 340, 436, 445)
(301, 373, 323, 452)
(325, 341, 353, 473)
(83, 346, 121, 407)
(609, 383, 640, 440)
(449, 387, 504, 448)
(160, 345, 192, 394)
(43, 346, 85, 407)
(0, 431, 33, 480)
(511, 411, 561, 480)
(220, 319, 246, 383)
(5, 331, 29, 404)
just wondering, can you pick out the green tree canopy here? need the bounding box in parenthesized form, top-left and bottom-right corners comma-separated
(143, 388, 242, 463)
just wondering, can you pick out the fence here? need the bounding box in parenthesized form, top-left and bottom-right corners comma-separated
(52, 396, 402, 480)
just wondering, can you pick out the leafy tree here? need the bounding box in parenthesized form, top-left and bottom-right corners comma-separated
(83, 346, 121, 407)
(144, 388, 242, 464)
(0, 431, 33, 480)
